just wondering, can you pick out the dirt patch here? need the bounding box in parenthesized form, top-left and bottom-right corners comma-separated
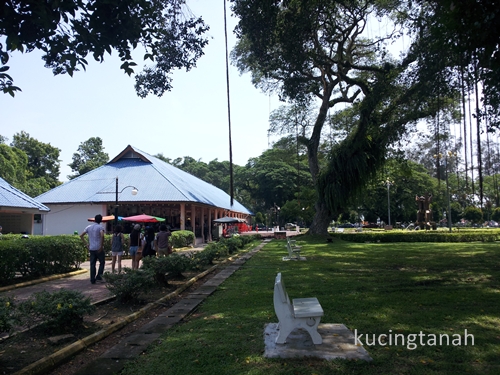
(0, 270, 217, 375)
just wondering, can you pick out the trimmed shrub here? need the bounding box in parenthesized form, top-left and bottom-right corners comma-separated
(0, 297, 18, 333)
(104, 268, 155, 303)
(170, 230, 195, 248)
(141, 254, 193, 283)
(0, 235, 87, 285)
(219, 236, 243, 254)
(192, 244, 225, 269)
(330, 230, 500, 243)
(18, 289, 95, 332)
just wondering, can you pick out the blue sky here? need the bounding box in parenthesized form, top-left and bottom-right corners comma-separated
(1, 0, 282, 182)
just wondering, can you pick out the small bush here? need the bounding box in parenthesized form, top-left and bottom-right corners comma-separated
(104, 268, 155, 303)
(0, 297, 19, 333)
(18, 289, 95, 332)
(192, 244, 224, 268)
(141, 257, 172, 284)
(170, 230, 195, 248)
(141, 254, 195, 282)
(219, 236, 243, 254)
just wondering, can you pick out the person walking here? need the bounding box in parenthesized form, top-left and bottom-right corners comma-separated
(154, 224, 171, 256)
(142, 226, 156, 258)
(111, 225, 125, 273)
(80, 214, 105, 284)
(129, 224, 143, 269)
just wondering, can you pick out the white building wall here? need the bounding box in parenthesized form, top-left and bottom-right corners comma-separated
(42, 204, 107, 235)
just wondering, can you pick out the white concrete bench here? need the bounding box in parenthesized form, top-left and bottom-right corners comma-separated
(273, 272, 324, 344)
(287, 236, 300, 248)
(284, 237, 301, 260)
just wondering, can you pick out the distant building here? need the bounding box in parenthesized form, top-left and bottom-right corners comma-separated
(0, 177, 50, 235)
(36, 145, 252, 242)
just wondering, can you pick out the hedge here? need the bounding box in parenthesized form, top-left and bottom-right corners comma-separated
(330, 230, 500, 243)
(170, 230, 195, 248)
(0, 232, 261, 286)
(0, 235, 87, 285)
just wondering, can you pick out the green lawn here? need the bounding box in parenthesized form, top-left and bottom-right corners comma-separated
(121, 237, 500, 375)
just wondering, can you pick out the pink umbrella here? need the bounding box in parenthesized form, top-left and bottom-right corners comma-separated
(121, 214, 163, 223)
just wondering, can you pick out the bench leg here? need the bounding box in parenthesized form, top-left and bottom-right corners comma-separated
(275, 322, 295, 344)
(304, 324, 323, 345)
(275, 317, 323, 345)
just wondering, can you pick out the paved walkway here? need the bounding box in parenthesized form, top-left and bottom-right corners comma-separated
(1, 258, 131, 305)
(0, 245, 210, 304)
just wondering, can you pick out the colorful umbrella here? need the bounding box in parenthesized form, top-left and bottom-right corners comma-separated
(88, 215, 115, 222)
(213, 216, 245, 223)
(121, 214, 165, 223)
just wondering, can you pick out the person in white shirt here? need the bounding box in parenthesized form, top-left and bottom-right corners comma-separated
(80, 214, 105, 284)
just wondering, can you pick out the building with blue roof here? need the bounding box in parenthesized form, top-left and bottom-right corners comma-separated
(36, 145, 252, 240)
(0, 176, 50, 234)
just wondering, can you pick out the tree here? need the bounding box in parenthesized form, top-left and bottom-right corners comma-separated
(463, 206, 483, 224)
(242, 136, 314, 211)
(68, 137, 109, 179)
(231, 0, 447, 234)
(10, 131, 61, 195)
(356, 159, 440, 224)
(416, 0, 500, 129)
(1, 0, 209, 96)
(0, 143, 27, 188)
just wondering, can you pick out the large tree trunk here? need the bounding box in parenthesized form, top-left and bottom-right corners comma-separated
(309, 200, 332, 235)
(306, 89, 334, 235)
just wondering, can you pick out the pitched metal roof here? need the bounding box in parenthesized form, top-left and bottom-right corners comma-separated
(0, 177, 50, 212)
(36, 145, 252, 214)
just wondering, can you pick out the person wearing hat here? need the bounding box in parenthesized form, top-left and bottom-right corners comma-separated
(80, 214, 105, 284)
(129, 224, 144, 270)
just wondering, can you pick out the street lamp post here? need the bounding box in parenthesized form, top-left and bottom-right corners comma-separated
(385, 179, 393, 226)
(273, 203, 280, 230)
(98, 177, 138, 226)
(114, 177, 139, 225)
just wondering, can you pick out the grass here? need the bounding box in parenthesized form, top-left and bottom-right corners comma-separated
(120, 236, 500, 375)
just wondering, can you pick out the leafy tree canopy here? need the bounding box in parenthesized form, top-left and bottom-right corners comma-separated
(415, 0, 500, 128)
(11, 131, 61, 194)
(0, 0, 209, 96)
(68, 137, 109, 180)
(0, 143, 27, 188)
(231, 0, 455, 234)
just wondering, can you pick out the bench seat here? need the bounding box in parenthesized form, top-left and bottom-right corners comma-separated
(292, 297, 323, 318)
(273, 272, 323, 344)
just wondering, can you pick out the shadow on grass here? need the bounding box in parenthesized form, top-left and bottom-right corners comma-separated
(120, 238, 500, 375)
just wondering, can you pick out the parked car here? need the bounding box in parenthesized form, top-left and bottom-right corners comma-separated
(257, 224, 268, 231)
